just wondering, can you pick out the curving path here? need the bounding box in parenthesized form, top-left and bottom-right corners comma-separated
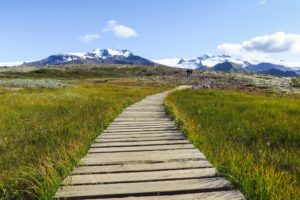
(55, 88, 245, 200)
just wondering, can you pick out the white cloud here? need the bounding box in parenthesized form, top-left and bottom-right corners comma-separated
(260, 0, 267, 5)
(218, 32, 300, 55)
(242, 32, 300, 53)
(217, 32, 300, 66)
(103, 20, 138, 38)
(78, 33, 100, 43)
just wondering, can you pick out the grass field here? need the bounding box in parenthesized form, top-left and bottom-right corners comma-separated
(0, 79, 166, 199)
(165, 89, 300, 200)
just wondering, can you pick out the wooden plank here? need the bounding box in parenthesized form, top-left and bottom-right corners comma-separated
(125, 107, 164, 110)
(72, 160, 212, 175)
(88, 144, 195, 153)
(63, 168, 217, 185)
(104, 128, 178, 133)
(119, 114, 166, 116)
(97, 136, 184, 142)
(79, 153, 205, 166)
(124, 109, 164, 112)
(55, 178, 231, 199)
(90, 140, 190, 148)
(90, 191, 245, 200)
(94, 136, 185, 143)
(96, 136, 185, 143)
(113, 118, 171, 120)
(86, 149, 201, 158)
(104, 130, 181, 134)
(122, 111, 166, 114)
(85, 150, 204, 160)
(103, 130, 181, 135)
(109, 123, 175, 126)
(107, 126, 176, 130)
(107, 124, 176, 128)
(99, 133, 183, 138)
(99, 132, 184, 139)
(106, 126, 177, 130)
(111, 120, 173, 123)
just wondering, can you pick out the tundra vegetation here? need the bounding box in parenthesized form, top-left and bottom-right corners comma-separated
(0, 76, 167, 199)
(165, 89, 300, 200)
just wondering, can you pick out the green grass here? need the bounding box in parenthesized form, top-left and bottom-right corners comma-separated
(292, 77, 300, 88)
(0, 80, 166, 199)
(165, 89, 300, 200)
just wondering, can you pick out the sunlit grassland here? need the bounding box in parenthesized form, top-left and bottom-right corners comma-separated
(165, 89, 300, 200)
(0, 80, 166, 199)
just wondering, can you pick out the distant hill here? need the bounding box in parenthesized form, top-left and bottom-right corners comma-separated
(212, 62, 249, 73)
(257, 69, 298, 77)
(22, 49, 157, 66)
(155, 54, 298, 77)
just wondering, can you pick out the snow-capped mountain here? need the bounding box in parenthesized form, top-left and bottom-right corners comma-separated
(22, 49, 157, 66)
(15, 49, 300, 77)
(155, 54, 250, 69)
(155, 54, 299, 77)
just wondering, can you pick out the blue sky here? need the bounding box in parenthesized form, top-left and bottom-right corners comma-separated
(1, 0, 300, 66)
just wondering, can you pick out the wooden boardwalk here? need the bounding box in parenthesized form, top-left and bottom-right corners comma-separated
(55, 90, 245, 200)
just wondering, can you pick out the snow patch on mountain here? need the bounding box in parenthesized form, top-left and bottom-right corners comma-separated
(155, 54, 251, 69)
(65, 49, 132, 60)
(153, 58, 181, 67)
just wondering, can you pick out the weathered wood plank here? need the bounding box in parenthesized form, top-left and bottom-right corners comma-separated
(96, 136, 185, 142)
(103, 130, 181, 135)
(95, 137, 185, 143)
(106, 126, 177, 130)
(106, 126, 176, 130)
(90, 140, 190, 148)
(110, 123, 174, 126)
(79, 153, 205, 166)
(55, 178, 231, 199)
(114, 117, 172, 121)
(99, 132, 184, 139)
(122, 111, 166, 114)
(72, 160, 212, 175)
(63, 168, 217, 185)
(86, 149, 202, 158)
(90, 191, 245, 200)
(104, 128, 179, 133)
(107, 124, 176, 128)
(88, 144, 195, 153)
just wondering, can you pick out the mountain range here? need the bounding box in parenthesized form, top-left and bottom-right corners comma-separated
(19, 49, 300, 77)
(22, 49, 156, 66)
(155, 54, 299, 77)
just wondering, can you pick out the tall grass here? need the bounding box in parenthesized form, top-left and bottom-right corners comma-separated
(0, 81, 165, 199)
(165, 89, 300, 200)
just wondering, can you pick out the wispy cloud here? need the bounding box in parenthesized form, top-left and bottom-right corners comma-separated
(78, 33, 100, 43)
(218, 32, 300, 55)
(103, 20, 138, 38)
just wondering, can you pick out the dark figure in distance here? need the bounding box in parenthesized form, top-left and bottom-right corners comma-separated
(186, 69, 193, 77)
